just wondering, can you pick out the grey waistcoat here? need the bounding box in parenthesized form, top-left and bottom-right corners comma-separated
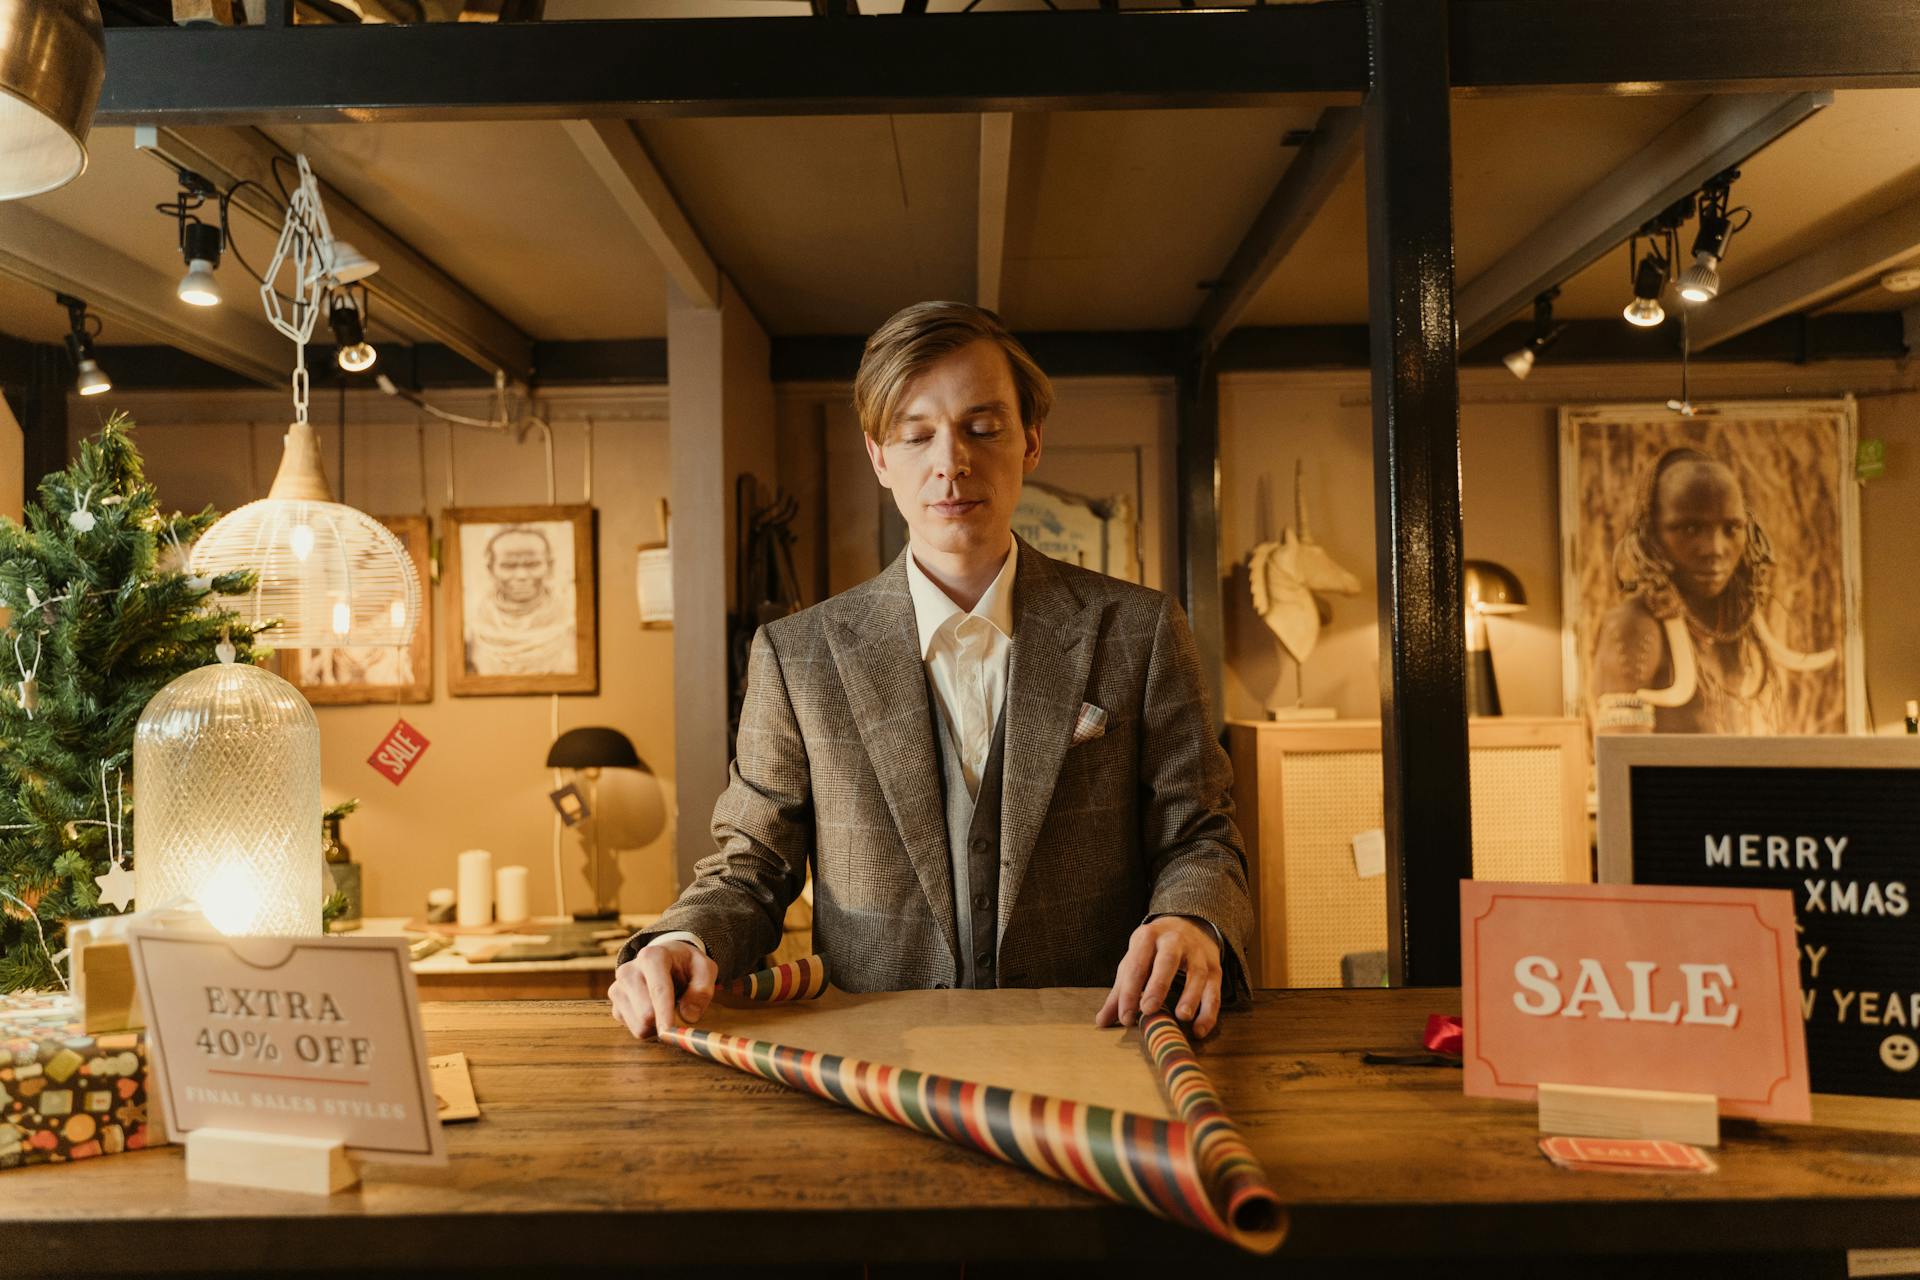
(927, 675, 1009, 990)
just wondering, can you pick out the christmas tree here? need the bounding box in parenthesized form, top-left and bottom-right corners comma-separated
(0, 416, 262, 991)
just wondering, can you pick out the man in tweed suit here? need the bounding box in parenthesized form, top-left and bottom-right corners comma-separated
(610, 302, 1252, 1040)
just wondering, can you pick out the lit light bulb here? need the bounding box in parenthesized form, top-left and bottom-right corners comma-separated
(388, 598, 406, 629)
(337, 342, 378, 373)
(289, 523, 315, 561)
(331, 600, 352, 636)
(178, 260, 221, 307)
(1622, 297, 1666, 328)
(199, 858, 265, 935)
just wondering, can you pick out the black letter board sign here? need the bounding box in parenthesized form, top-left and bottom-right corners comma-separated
(1598, 736, 1920, 1099)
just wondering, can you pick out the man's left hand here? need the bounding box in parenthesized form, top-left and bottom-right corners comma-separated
(1095, 915, 1223, 1038)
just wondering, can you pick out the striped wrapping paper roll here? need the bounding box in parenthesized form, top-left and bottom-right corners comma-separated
(722, 955, 829, 1003)
(664, 957, 1287, 1253)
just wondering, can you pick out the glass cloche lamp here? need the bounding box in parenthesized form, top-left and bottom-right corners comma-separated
(133, 648, 323, 935)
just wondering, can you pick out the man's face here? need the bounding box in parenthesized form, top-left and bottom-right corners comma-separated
(488, 532, 553, 604)
(864, 338, 1041, 562)
(1653, 459, 1748, 602)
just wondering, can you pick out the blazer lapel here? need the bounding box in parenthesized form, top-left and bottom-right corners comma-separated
(998, 539, 1101, 923)
(823, 549, 958, 964)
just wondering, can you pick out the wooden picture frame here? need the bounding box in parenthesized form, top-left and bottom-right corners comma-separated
(279, 514, 433, 706)
(444, 504, 598, 697)
(1559, 399, 1865, 739)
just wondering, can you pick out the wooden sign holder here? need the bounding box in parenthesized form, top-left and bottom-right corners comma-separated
(186, 1128, 360, 1195)
(1537, 1082, 1720, 1148)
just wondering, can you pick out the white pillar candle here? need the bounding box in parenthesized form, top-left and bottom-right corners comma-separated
(456, 848, 493, 927)
(495, 865, 530, 925)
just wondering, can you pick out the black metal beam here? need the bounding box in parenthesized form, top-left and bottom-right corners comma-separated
(1365, 0, 1470, 990)
(771, 330, 1186, 384)
(71, 339, 669, 393)
(96, 9, 1368, 126)
(1175, 347, 1224, 737)
(94, 0, 1920, 127)
(65, 314, 1908, 395)
(1451, 0, 1920, 95)
(19, 344, 71, 499)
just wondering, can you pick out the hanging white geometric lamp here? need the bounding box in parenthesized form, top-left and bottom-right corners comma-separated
(133, 652, 323, 936)
(189, 154, 419, 648)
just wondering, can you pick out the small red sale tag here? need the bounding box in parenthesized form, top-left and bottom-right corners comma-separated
(368, 718, 430, 785)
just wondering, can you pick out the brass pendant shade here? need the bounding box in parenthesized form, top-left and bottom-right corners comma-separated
(0, 0, 105, 201)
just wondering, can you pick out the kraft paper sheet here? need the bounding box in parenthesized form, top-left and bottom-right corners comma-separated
(666, 956, 1287, 1253)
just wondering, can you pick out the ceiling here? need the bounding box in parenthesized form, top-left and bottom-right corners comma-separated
(4, 86, 1918, 369)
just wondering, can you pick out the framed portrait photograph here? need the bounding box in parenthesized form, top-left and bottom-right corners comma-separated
(1559, 399, 1864, 739)
(444, 504, 598, 696)
(281, 514, 434, 706)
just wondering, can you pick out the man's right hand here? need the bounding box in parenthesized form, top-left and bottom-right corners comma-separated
(608, 940, 718, 1039)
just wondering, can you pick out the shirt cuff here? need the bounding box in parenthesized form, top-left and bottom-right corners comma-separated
(643, 930, 707, 957)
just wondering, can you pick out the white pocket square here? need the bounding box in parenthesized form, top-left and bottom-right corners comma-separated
(1071, 702, 1108, 746)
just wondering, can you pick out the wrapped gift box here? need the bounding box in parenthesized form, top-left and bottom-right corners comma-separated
(1, 991, 165, 1169)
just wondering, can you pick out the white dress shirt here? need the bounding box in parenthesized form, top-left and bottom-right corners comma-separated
(906, 542, 1016, 799)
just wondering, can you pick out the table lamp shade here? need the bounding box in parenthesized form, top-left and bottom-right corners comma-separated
(1463, 560, 1527, 615)
(133, 660, 323, 936)
(546, 726, 641, 771)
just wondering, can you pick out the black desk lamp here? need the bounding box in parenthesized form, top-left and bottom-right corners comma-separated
(1464, 561, 1527, 717)
(547, 727, 643, 921)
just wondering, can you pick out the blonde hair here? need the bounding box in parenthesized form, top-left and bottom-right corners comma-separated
(852, 301, 1053, 443)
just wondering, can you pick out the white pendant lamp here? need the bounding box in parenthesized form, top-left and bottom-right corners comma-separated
(190, 154, 420, 648)
(191, 421, 421, 647)
(0, 0, 105, 201)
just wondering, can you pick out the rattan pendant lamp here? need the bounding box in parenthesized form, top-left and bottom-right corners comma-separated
(191, 156, 421, 649)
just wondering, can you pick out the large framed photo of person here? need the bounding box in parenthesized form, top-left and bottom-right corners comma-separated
(444, 504, 598, 696)
(1559, 400, 1864, 738)
(281, 514, 434, 706)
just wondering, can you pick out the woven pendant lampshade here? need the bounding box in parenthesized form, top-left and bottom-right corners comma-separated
(0, 0, 104, 201)
(133, 656, 323, 936)
(191, 421, 421, 648)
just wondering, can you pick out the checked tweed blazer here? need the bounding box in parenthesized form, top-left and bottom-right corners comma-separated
(621, 537, 1253, 994)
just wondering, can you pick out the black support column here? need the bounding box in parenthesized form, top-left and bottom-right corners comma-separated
(20, 344, 70, 501)
(1363, 0, 1471, 987)
(1175, 347, 1224, 734)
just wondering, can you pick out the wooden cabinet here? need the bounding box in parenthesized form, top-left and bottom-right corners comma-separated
(1227, 717, 1590, 988)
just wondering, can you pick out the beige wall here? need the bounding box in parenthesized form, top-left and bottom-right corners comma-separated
(777, 374, 1179, 598)
(793, 356, 1920, 735)
(76, 386, 679, 922)
(1218, 359, 1920, 728)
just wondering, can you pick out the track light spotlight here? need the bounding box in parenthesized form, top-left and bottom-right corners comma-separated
(1504, 287, 1564, 381)
(1623, 253, 1668, 328)
(1678, 170, 1747, 305)
(328, 239, 380, 285)
(162, 169, 225, 307)
(329, 289, 377, 373)
(177, 220, 223, 306)
(56, 293, 110, 396)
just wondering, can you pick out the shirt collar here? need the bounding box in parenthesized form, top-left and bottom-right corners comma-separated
(905, 541, 1018, 659)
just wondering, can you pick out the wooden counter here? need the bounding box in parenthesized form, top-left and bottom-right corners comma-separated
(6, 988, 1919, 1276)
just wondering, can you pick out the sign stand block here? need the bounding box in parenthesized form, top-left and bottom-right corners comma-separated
(1538, 1082, 1721, 1148)
(186, 1128, 360, 1195)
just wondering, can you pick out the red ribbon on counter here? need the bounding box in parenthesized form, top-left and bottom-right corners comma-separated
(1423, 1013, 1462, 1057)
